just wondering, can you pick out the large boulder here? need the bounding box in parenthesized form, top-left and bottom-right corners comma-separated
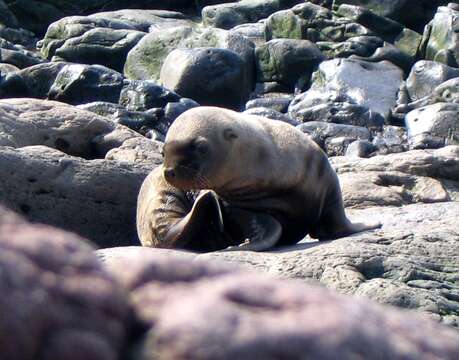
(124, 25, 255, 82)
(289, 58, 403, 124)
(160, 47, 252, 110)
(0, 145, 152, 247)
(255, 38, 325, 89)
(96, 249, 459, 359)
(0, 205, 130, 360)
(423, 4, 459, 67)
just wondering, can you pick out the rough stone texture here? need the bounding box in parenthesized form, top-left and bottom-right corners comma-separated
(96, 249, 459, 359)
(48, 64, 124, 106)
(160, 47, 252, 110)
(292, 58, 403, 122)
(0, 98, 138, 159)
(124, 25, 254, 82)
(405, 60, 459, 102)
(255, 38, 325, 89)
(405, 103, 459, 149)
(105, 137, 163, 169)
(0, 145, 151, 247)
(423, 4, 459, 67)
(0, 205, 130, 360)
(202, 0, 302, 30)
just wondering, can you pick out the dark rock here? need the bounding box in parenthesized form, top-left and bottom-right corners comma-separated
(405, 103, 459, 149)
(325, 136, 359, 156)
(0, 145, 151, 247)
(0, 40, 44, 69)
(255, 38, 325, 89)
(0, 26, 37, 49)
(0, 1, 18, 28)
(0, 71, 28, 98)
(48, 64, 124, 105)
(317, 35, 384, 59)
(0, 205, 130, 360)
(119, 80, 180, 111)
(230, 21, 266, 46)
(163, 97, 199, 125)
(95, 249, 459, 359)
(160, 47, 252, 110)
(124, 25, 255, 83)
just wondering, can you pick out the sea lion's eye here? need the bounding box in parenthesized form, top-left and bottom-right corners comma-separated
(195, 141, 209, 155)
(223, 128, 238, 141)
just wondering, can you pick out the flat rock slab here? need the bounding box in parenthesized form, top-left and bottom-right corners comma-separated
(0, 206, 129, 360)
(96, 248, 459, 359)
(0, 145, 151, 247)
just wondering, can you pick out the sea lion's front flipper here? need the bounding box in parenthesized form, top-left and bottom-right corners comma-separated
(164, 190, 229, 251)
(219, 210, 282, 252)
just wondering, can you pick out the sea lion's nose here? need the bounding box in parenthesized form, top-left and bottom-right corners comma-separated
(164, 167, 175, 180)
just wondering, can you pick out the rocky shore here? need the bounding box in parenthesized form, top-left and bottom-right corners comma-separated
(0, 0, 458, 358)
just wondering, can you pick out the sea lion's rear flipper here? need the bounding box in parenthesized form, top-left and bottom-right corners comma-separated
(219, 210, 282, 252)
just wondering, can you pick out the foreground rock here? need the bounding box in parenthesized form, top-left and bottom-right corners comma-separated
(0, 146, 152, 247)
(97, 249, 459, 359)
(0, 205, 130, 360)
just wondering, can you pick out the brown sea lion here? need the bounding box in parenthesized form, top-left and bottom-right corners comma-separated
(137, 106, 380, 251)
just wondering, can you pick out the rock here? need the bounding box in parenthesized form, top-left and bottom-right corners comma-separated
(119, 80, 180, 111)
(202, 0, 302, 30)
(95, 249, 459, 358)
(371, 125, 408, 154)
(255, 38, 325, 89)
(6, 1, 195, 36)
(243, 107, 300, 125)
(0, 62, 18, 75)
(297, 121, 370, 151)
(292, 59, 403, 123)
(0, 41, 44, 69)
(0, 98, 137, 158)
(325, 136, 359, 156)
(48, 64, 124, 106)
(0, 1, 18, 29)
(124, 25, 255, 82)
(0, 205, 129, 360)
(332, 0, 449, 33)
(200, 198, 459, 328)
(404, 61, 459, 103)
(289, 92, 384, 129)
(423, 4, 459, 67)
(105, 137, 163, 168)
(245, 95, 292, 113)
(163, 97, 200, 125)
(0, 145, 151, 247)
(405, 103, 459, 149)
(345, 139, 375, 157)
(230, 21, 266, 46)
(160, 47, 252, 110)
(0, 26, 37, 49)
(317, 35, 384, 59)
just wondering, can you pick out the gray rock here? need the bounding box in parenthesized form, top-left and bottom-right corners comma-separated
(160, 47, 252, 110)
(255, 38, 325, 89)
(39, 10, 193, 71)
(245, 94, 292, 113)
(0, 145, 151, 247)
(0, 98, 135, 158)
(124, 25, 255, 82)
(105, 136, 163, 168)
(345, 139, 375, 158)
(163, 97, 199, 125)
(0, 206, 130, 360)
(372, 125, 408, 154)
(202, 0, 302, 30)
(0, 41, 44, 69)
(325, 136, 359, 156)
(297, 121, 370, 151)
(292, 59, 403, 122)
(0, 62, 18, 76)
(96, 248, 459, 358)
(48, 64, 124, 106)
(423, 4, 459, 67)
(0, 0, 18, 29)
(405, 103, 459, 149)
(405, 61, 459, 102)
(230, 21, 266, 46)
(243, 107, 300, 125)
(0, 26, 37, 49)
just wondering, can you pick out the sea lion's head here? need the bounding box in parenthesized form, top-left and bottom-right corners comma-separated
(162, 107, 241, 191)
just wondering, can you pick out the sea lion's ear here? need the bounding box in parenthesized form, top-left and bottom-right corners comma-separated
(223, 128, 238, 141)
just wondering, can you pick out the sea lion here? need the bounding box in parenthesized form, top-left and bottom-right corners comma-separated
(137, 106, 380, 251)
